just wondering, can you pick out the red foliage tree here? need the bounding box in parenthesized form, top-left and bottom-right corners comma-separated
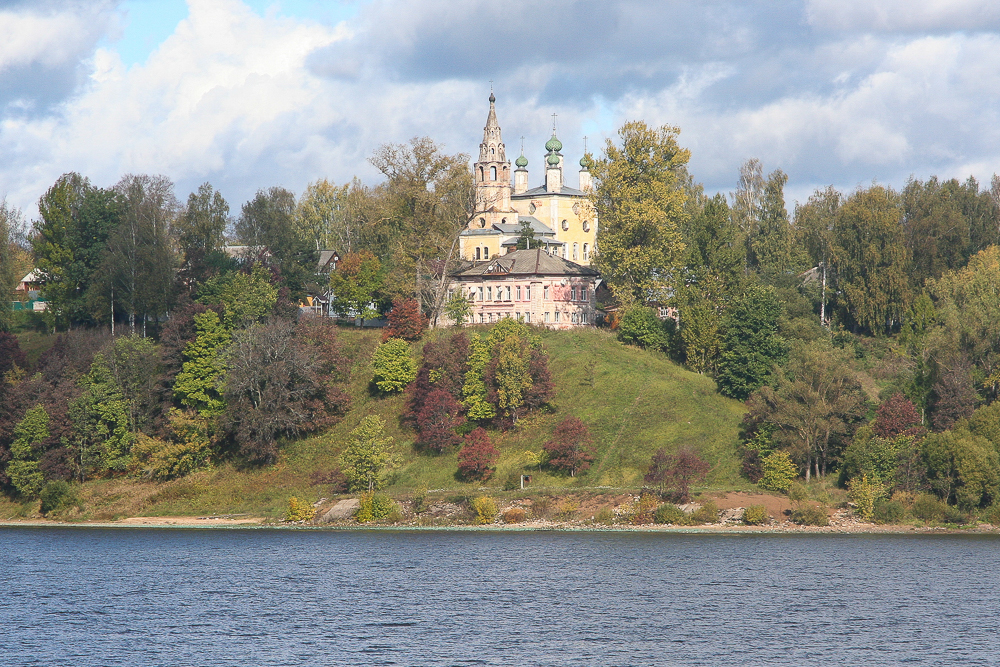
(523, 348, 555, 411)
(405, 332, 469, 428)
(543, 416, 595, 477)
(383, 297, 427, 342)
(665, 447, 710, 503)
(873, 393, 924, 439)
(457, 427, 498, 481)
(415, 388, 464, 453)
(643, 448, 672, 492)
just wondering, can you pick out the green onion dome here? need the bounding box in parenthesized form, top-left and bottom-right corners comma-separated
(545, 133, 563, 153)
(515, 153, 528, 168)
(580, 154, 592, 169)
(547, 153, 560, 166)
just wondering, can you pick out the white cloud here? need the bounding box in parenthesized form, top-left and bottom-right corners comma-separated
(0, 2, 118, 72)
(806, 0, 1000, 33)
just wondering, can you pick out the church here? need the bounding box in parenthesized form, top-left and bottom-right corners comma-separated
(458, 93, 598, 265)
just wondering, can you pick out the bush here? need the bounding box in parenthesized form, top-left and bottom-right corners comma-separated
(653, 503, 688, 525)
(355, 492, 396, 523)
(942, 505, 967, 525)
(873, 500, 908, 525)
(543, 416, 595, 477)
(911, 493, 947, 522)
(555, 499, 580, 521)
(370, 338, 417, 393)
(617, 305, 671, 352)
(742, 505, 769, 525)
(285, 497, 316, 522)
(471, 496, 498, 524)
(39, 481, 78, 516)
(594, 507, 616, 525)
(848, 474, 886, 521)
(791, 505, 829, 526)
(689, 501, 719, 524)
(982, 504, 1000, 527)
(457, 428, 499, 481)
(630, 493, 659, 524)
(502, 507, 526, 524)
(758, 450, 797, 492)
(382, 298, 427, 342)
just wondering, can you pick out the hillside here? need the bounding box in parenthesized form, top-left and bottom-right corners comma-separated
(3, 326, 750, 520)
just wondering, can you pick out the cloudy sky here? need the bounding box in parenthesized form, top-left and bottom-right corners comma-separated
(3, 0, 1000, 218)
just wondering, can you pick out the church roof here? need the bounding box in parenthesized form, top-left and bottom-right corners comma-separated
(493, 217, 555, 235)
(452, 248, 600, 278)
(512, 184, 588, 198)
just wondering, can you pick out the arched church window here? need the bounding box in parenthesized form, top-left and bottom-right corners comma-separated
(475, 247, 481, 260)
(479, 166, 484, 181)
(572, 243, 579, 260)
(479, 218, 486, 228)
(528, 203, 536, 214)
(582, 220, 590, 232)
(573, 202, 580, 215)
(561, 220, 569, 231)
(583, 243, 589, 261)
(491, 166, 497, 180)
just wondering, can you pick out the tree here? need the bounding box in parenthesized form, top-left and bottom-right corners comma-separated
(69, 353, 135, 475)
(543, 416, 595, 477)
(223, 319, 343, 463)
(371, 338, 417, 393)
(295, 178, 349, 251)
(5, 405, 49, 497)
(196, 264, 278, 328)
(901, 177, 970, 290)
(745, 340, 866, 479)
(106, 335, 160, 434)
(457, 427, 499, 481)
(928, 359, 977, 432)
(831, 185, 910, 333)
(666, 447, 710, 503)
(340, 415, 399, 492)
(484, 334, 532, 426)
(515, 218, 543, 250)
(329, 250, 383, 321)
(173, 310, 230, 417)
(873, 393, 924, 440)
(591, 121, 689, 305)
(176, 182, 230, 293)
(644, 448, 673, 494)
(716, 282, 787, 400)
(414, 388, 464, 453)
(616, 305, 671, 352)
(1, 199, 30, 331)
(236, 186, 316, 299)
(462, 333, 497, 421)
(382, 297, 427, 342)
(444, 290, 471, 326)
(795, 186, 841, 326)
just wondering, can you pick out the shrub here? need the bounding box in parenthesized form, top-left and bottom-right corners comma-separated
(594, 507, 616, 525)
(414, 388, 464, 453)
(555, 499, 579, 521)
(457, 428, 499, 481)
(981, 504, 1000, 526)
(689, 501, 719, 524)
(758, 450, 797, 492)
(653, 503, 688, 525)
(911, 493, 947, 522)
(543, 416, 595, 477)
(942, 505, 967, 525)
(849, 475, 886, 521)
(742, 505, 769, 525)
(471, 496, 498, 524)
(617, 305, 671, 352)
(791, 505, 829, 526)
(382, 298, 427, 342)
(39, 481, 78, 516)
(502, 507, 526, 524)
(285, 497, 316, 522)
(645, 447, 710, 502)
(629, 493, 659, 524)
(873, 500, 907, 525)
(355, 493, 396, 523)
(371, 338, 417, 393)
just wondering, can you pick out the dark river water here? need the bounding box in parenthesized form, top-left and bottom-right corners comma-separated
(2, 527, 998, 666)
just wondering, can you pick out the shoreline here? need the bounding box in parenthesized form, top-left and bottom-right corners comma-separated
(3, 516, 998, 535)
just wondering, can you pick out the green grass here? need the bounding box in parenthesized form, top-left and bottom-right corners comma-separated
(4, 325, 751, 519)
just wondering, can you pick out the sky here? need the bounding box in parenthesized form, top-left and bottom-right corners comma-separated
(3, 0, 1000, 219)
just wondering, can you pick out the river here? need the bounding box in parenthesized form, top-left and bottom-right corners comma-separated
(2, 527, 997, 666)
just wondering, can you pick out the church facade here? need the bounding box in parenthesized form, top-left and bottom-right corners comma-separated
(459, 94, 598, 265)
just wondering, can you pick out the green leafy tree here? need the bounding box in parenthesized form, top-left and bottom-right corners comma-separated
(617, 305, 671, 352)
(330, 250, 383, 321)
(515, 218, 542, 250)
(831, 185, 910, 334)
(295, 178, 350, 251)
(591, 121, 689, 305)
(176, 182, 230, 293)
(444, 290, 471, 326)
(236, 186, 316, 299)
(340, 415, 399, 492)
(6, 405, 50, 497)
(758, 450, 797, 492)
(1, 198, 29, 330)
(487, 334, 532, 425)
(70, 353, 135, 474)
(901, 176, 970, 290)
(462, 333, 496, 421)
(716, 283, 787, 400)
(371, 338, 417, 393)
(173, 310, 230, 417)
(794, 186, 841, 326)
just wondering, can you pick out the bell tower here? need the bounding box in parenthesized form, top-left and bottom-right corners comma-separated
(474, 92, 513, 214)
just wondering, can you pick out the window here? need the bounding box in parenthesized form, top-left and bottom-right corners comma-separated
(573, 202, 580, 215)
(479, 218, 486, 228)
(477, 287, 483, 301)
(571, 286, 578, 301)
(572, 243, 579, 260)
(561, 219, 569, 231)
(528, 202, 536, 214)
(491, 165, 497, 180)
(581, 286, 588, 301)
(516, 285, 522, 300)
(583, 243, 589, 261)
(515, 312, 520, 319)
(581, 312, 588, 324)
(562, 245, 568, 259)
(505, 286, 511, 301)
(544, 312, 550, 323)
(487, 287, 492, 301)
(526, 285, 531, 300)
(479, 313, 485, 323)
(543, 285, 550, 300)
(571, 312, 578, 324)
(525, 312, 531, 323)
(554, 311, 561, 323)
(475, 247, 481, 260)
(583, 220, 590, 232)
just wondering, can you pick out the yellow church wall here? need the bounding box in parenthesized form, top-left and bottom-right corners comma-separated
(511, 192, 597, 264)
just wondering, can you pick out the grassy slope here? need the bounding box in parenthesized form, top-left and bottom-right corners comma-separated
(4, 326, 749, 520)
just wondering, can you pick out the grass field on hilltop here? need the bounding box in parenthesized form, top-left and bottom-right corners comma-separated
(5, 325, 751, 520)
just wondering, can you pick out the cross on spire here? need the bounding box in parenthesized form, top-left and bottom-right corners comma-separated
(551, 113, 558, 133)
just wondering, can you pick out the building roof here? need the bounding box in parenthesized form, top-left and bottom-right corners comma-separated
(493, 217, 555, 235)
(512, 184, 588, 198)
(452, 248, 600, 278)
